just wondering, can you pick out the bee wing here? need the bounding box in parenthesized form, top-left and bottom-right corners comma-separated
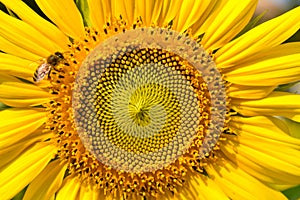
(33, 63, 52, 83)
(29, 58, 46, 68)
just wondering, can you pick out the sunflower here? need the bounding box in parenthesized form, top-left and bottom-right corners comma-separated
(1, 0, 300, 199)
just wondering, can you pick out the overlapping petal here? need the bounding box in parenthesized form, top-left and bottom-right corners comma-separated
(232, 91, 300, 122)
(0, 127, 52, 169)
(171, 174, 228, 199)
(87, 0, 111, 30)
(0, 0, 69, 50)
(23, 160, 67, 200)
(0, 142, 57, 200)
(164, 0, 201, 31)
(136, 0, 163, 26)
(0, 35, 40, 61)
(205, 159, 287, 200)
(157, 0, 183, 27)
(56, 176, 81, 200)
(216, 6, 300, 68)
(200, 0, 257, 51)
(0, 108, 46, 149)
(0, 53, 33, 81)
(222, 141, 300, 185)
(78, 184, 101, 200)
(222, 116, 300, 187)
(36, 0, 85, 39)
(224, 43, 300, 86)
(0, 10, 62, 58)
(112, 0, 135, 25)
(228, 84, 276, 99)
(229, 116, 300, 149)
(0, 79, 53, 107)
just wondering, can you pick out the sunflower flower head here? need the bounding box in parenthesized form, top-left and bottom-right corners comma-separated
(1, 0, 300, 200)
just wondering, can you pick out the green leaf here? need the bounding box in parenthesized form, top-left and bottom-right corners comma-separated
(12, 186, 27, 200)
(75, 0, 92, 27)
(0, 2, 18, 18)
(279, 117, 300, 139)
(0, 102, 10, 111)
(283, 185, 300, 200)
(7, 8, 19, 18)
(286, 29, 300, 42)
(275, 82, 299, 92)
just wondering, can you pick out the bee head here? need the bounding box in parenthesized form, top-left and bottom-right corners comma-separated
(47, 52, 64, 65)
(54, 52, 64, 59)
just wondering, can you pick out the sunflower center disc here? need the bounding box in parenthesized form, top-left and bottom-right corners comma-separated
(72, 27, 227, 173)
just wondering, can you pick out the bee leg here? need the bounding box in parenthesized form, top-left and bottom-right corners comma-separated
(52, 64, 65, 73)
(47, 69, 52, 81)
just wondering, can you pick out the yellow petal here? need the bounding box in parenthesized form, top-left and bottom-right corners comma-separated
(226, 136, 300, 179)
(224, 42, 300, 74)
(36, 0, 85, 39)
(216, 6, 300, 68)
(157, 0, 184, 27)
(222, 134, 300, 185)
(0, 98, 51, 108)
(172, 0, 216, 33)
(222, 143, 299, 188)
(205, 159, 287, 200)
(227, 73, 300, 88)
(0, 69, 52, 91)
(232, 91, 300, 122)
(23, 160, 67, 200)
(0, 53, 34, 81)
(0, 11, 60, 57)
(1, 0, 69, 50)
(170, 174, 228, 200)
(0, 81, 52, 107)
(229, 116, 300, 144)
(224, 43, 300, 86)
(0, 108, 46, 149)
(8, 63, 53, 90)
(0, 127, 52, 169)
(0, 74, 19, 82)
(79, 184, 101, 200)
(135, 0, 163, 26)
(201, 0, 257, 51)
(0, 142, 57, 200)
(56, 176, 81, 200)
(0, 34, 42, 61)
(0, 108, 45, 132)
(192, 0, 226, 36)
(111, 0, 135, 25)
(267, 183, 297, 191)
(0, 81, 51, 98)
(189, 0, 218, 35)
(228, 84, 276, 99)
(87, 0, 111, 31)
(229, 117, 300, 151)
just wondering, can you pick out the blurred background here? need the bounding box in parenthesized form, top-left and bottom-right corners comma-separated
(255, 0, 300, 20)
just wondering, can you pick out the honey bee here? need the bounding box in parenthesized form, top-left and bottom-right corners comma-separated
(33, 52, 64, 83)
